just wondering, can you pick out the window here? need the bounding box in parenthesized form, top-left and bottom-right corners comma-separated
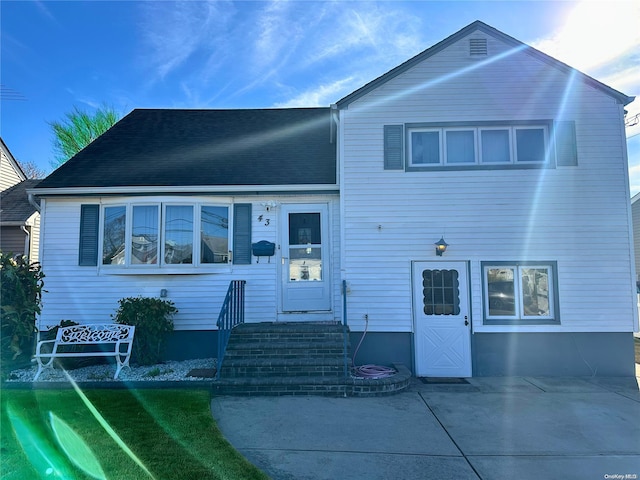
(482, 262, 558, 324)
(131, 205, 159, 265)
(410, 130, 440, 165)
(515, 127, 546, 162)
(445, 130, 476, 164)
(421, 269, 460, 315)
(164, 205, 193, 264)
(201, 206, 230, 264)
(406, 123, 550, 167)
(99, 203, 230, 269)
(480, 129, 510, 163)
(102, 206, 126, 265)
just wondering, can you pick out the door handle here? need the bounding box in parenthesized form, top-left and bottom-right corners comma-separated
(464, 315, 469, 327)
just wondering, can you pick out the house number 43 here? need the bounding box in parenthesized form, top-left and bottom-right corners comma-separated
(258, 215, 270, 226)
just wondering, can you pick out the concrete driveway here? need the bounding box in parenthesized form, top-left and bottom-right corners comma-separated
(211, 376, 640, 480)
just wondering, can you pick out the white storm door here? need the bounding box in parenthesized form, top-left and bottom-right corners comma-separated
(281, 204, 331, 312)
(413, 261, 472, 377)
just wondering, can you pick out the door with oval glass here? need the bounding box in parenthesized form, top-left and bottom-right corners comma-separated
(281, 204, 331, 312)
(413, 261, 472, 377)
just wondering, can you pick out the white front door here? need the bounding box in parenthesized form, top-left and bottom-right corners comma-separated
(281, 204, 331, 312)
(413, 261, 472, 377)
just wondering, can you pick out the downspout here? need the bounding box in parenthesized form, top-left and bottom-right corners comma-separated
(27, 193, 40, 263)
(330, 104, 339, 145)
(28, 193, 41, 213)
(20, 226, 31, 260)
(27, 192, 43, 343)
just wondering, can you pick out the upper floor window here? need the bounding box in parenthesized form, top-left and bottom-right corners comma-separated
(101, 203, 229, 268)
(408, 124, 549, 167)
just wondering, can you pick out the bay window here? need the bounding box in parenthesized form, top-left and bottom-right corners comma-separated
(100, 203, 229, 268)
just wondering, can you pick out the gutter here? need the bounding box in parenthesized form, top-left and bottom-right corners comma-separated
(28, 184, 340, 197)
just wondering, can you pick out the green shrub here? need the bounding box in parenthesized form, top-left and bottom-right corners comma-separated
(0, 253, 45, 362)
(113, 297, 177, 365)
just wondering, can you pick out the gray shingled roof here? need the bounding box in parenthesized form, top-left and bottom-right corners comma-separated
(35, 108, 336, 190)
(0, 179, 40, 223)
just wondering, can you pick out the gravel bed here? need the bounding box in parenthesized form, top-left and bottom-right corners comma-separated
(5, 358, 216, 383)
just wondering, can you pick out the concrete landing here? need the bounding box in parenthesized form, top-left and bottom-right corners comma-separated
(211, 376, 640, 480)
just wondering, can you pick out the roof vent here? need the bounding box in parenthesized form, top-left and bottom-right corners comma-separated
(469, 38, 488, 56)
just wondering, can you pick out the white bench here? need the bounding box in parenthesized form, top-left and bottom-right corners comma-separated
(34, 324, 135, 380)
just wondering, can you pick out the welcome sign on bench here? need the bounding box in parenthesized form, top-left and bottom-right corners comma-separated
(34, 324, 135, 380)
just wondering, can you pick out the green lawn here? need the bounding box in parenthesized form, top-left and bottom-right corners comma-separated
(1, 388, 269, 480)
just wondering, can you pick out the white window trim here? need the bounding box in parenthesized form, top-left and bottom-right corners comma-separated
(162, 203, 195, 267)
(478, 127, 512, 164)
(130, 203, 160, 267)
(99, 201, 232, 272)
(513, 126, 549, 163)
(408, 124, 550, 168)
(444, 128, 477, 165)
(483, 262, 558, 324)
(408, 128, 442, 166)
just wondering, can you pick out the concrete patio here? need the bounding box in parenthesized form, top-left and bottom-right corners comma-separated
(211, 375, 640, 480)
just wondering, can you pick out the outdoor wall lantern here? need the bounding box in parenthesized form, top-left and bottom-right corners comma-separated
(434, 237, 449, 256)
(260, 200, 280, 212)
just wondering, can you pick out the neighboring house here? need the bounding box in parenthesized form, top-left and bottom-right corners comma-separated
(32, 21, 638, 376)
(0, 138, 41, 263)
(0, 180, 41, 262)
(1, 137, 26, 191)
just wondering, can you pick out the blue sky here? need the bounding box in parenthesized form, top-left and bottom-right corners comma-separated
(1, 1, 639, 191)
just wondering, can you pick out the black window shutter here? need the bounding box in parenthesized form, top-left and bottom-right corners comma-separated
(79, 204, 99, 266)
(233, 204, 252, 264)
(384, 125, 404, 170)
(555, 121, 577, 166)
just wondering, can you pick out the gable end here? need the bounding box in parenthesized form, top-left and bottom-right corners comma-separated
(336, 20, 634, 109)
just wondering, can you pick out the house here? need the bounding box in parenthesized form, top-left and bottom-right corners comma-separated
(1, 138, 40, 263)
(1, 138, 25, 191)
(31, 21, 638, 377)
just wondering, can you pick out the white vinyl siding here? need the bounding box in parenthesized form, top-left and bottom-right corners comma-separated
(0, 227, 26, 254)
(38, 195, 341, 331)
(0, 148, 25, 191)
(339, 32, 635, 334)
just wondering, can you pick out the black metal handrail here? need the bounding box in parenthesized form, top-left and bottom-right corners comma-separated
(216, 280, 246, 379)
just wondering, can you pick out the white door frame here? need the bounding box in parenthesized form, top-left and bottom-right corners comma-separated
(412, 261, 472, 377)
(280, 203, 331, 313)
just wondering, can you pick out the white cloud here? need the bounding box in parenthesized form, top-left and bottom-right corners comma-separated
(600, 65, 640, 97)
(531, 0, 640, 142)
(532, 1, 640, 74)
(252, 0, 298, 70)
(139, 1, 235, 81)
(273, 76, 358, 107)
(299, 5, 424, 70)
